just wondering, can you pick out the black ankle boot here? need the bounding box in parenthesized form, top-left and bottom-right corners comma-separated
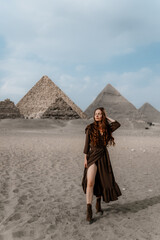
(95, 197, 103, 214)
(86, 204, 93, 223)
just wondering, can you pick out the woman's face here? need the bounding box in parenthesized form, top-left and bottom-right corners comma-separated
(94, 109, 102, 122)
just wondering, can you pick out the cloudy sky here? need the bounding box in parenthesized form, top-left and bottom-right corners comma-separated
(0, 0, 160, 111)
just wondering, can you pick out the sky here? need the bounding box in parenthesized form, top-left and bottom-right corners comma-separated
(0, 0, 160, 111)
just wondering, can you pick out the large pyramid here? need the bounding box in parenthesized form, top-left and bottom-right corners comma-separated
(0, 99, 23, 119)
(16, 76, 86, 119)
(139, 103, 160, 123)
(85, 84, 145, 121)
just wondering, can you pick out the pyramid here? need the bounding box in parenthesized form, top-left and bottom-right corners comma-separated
(85, 84, 145, 121)
(41, 97, 80, 119)
(16, 75, 86, 119)
(0, 99, 23, 119)
(139, 103, 160, 123)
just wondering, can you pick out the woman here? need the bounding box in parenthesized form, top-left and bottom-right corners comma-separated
(82, 107, 122, 223)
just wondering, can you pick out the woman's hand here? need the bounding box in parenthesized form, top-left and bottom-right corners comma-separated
(84, 155, 88, 168)
(105, 110, 115, 122)
(106, 116, 115, 123)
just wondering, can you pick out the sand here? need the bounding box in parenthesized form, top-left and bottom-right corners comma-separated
(0, 119, 160, 240)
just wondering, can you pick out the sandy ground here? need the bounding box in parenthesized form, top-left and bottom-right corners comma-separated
(0, 119, 160, 240)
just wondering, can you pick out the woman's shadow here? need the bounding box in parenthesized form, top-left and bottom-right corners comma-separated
(94, 195, 160, 221)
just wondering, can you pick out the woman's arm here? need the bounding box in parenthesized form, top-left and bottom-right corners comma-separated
(106, 116, 121, 132)
(104, 109, 116, 123)
(106, 116, 116, 123)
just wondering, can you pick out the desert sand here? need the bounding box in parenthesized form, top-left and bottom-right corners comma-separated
(0, 119, 160, 240)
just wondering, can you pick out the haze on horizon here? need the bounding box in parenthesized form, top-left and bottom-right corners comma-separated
(0, 0, 160, 111)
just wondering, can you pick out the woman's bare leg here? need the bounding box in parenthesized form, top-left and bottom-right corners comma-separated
(86, 163, 97, 204)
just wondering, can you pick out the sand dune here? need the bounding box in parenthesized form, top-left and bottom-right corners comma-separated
(0, 119, 160, 240)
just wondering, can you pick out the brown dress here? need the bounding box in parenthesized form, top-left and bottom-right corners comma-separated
(82, 120, 122, 203)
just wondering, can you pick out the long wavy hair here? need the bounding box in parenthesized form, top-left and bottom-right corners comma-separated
(87, 107, 115, 147)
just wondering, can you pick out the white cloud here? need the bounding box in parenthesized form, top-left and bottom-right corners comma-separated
(75, 65, 86, 72)
(0, 81, 25, 97)
(1, 0, 160, 63)
(0, 0, 160, 111)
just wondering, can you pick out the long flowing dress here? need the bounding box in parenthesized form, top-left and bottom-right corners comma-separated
(82, 120, 122, 203)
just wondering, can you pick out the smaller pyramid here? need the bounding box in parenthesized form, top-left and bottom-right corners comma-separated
(0, 99, 23, 119)
(41, 97, 80, 119)
(85, 84, 144, 121)
(139, 103, 160, 123)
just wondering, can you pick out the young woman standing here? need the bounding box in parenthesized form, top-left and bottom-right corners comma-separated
(82, 107, 122, 223)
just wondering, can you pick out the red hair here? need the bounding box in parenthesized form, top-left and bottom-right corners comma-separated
(86, 107, 115, 146)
